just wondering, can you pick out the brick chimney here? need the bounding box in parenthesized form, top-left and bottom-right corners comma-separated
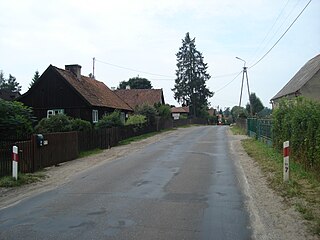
(65, 64, 82, 80)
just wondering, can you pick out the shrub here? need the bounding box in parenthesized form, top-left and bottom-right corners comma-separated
(125, 114, 146, 126)
(273, 97, 320, 170)
(95, 110, 123, 129)
(0, 100, 34, 138)
(155, 104, 171, 119)
(35, 114, 72, 133)
(135, 104, 157, 125)
(70, 118, 92, 131)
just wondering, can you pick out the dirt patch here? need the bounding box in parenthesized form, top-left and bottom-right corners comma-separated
(0, 129, 177, 209)
(229, 132, 319, 240)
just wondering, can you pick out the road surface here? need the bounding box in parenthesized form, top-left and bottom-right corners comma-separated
(0, 126, 251, 239)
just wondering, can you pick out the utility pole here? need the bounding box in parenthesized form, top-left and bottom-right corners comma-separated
(236, 57, 253, 116)
(93, 57, 95, 79)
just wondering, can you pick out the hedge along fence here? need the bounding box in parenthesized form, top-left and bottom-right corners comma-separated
(273, 97, 320, 171)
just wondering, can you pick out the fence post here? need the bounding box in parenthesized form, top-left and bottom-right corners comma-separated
(283, 141, 290, 182)
(12, 145, 18, 180)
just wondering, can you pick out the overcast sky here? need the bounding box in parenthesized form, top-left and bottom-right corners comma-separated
(1, 0, 319, 110)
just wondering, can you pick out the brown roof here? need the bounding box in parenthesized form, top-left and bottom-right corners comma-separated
(114, 89, 164, 109)
(0, 89, 21, 101)
(171, 106, 190, 113)
(54, 66, 132, 111)
(271, 54, 320, 101)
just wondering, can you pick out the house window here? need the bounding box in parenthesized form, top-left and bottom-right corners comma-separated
(47, 109, 64, 118)
(92, 110, 98, 123)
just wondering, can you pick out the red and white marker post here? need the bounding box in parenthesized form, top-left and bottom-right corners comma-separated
(283, 141, 289, 182)
(12, 145, 18, 180)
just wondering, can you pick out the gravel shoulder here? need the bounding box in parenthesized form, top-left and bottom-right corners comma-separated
(229, 131, 319, 240)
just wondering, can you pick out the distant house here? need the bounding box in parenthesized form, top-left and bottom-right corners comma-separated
(0, 89, 21, 101)
(171, 106, 189, 120)
(207, 107, 216, 117)
(18, 64, 133, 123)
(271, 54, 320, 108)
(114, 89, 165, 109)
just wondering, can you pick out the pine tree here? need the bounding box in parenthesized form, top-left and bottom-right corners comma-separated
(172, 32, 213, 117)
(7, 74, 21, 93)
(29, 70, 40, 88)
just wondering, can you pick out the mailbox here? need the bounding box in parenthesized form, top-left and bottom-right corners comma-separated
(36, 134, 44, 147)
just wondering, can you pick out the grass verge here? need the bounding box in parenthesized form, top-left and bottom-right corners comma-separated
(230, 124, 246, 135)
(242, 138, 320, 235)
(0, 172, 47, 188)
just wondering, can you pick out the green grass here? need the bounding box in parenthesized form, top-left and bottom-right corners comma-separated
(229, 125, 246, 135)
(78, 148, 103, 158)
(242, 138, 320, 235)
(0, 172, 47, 188)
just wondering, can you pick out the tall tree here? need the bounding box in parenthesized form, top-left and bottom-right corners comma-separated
(29, 70, 40, 88)
(172, 32, 213, 117)
(246, 92, 264, 116)
(118, 77, 152, 89)
(0, 72, 21, 93)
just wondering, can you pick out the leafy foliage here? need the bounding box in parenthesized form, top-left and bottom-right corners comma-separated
(246, 92, 264, 116)
(29, 70, 40, 89)
(118, 77, 152, 89)
(35, 115, 92, 133)
(0, 100, 34, 138)
(125, 114, 146, 126)
(35, 114, 72, 133)
(135, 104, 157, 125)
(172, 32, 213, 117)
(95, 110, 123, 129)
(273, 97, 320, 170)
(155, 103, 171, 119)
(70, 118, 92, 131)
(231, 106, 248, 122)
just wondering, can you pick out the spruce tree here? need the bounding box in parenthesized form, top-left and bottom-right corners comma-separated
(7, 74, 21, 93)
(29, 70, 40, 88)
(172, 32, 213, 117)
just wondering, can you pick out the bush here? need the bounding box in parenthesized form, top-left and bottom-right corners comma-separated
(273, 97, 320, 170)
(125, 114, 146, 126)
(0, 100, 34, 138)
(155, 104, 171, 119)
(71, 118, 92, 131)
(35, 114, 72, 133)
(135, 104, 157, 125)
(95, 110, 123, 129)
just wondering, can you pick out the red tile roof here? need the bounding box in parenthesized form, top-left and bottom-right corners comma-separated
(114, 89, 164, 109)
(54, 66, 132, 111)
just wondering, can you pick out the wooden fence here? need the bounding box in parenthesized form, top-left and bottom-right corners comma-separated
(0, 118, 208, 177)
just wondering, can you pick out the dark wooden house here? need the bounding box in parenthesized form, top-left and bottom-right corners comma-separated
(19, 64, 133, 123)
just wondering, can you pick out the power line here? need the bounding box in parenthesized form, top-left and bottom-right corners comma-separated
(214, 71, 243, 93)
(249, 0, 291, 64)
(249, 0, 312, 69)
(95, 58, 174, 78)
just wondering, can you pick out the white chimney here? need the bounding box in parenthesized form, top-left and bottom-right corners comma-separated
(65, 64, 82, 80)
(111, 87, 116, 91)
(126, 85, 131, 89)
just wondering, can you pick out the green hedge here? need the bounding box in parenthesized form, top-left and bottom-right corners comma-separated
(273, 97, 320, 170)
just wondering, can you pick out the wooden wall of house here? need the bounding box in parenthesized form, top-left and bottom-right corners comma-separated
(19, 69, 91, 121)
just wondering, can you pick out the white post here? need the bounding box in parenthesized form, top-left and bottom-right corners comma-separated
(12, 145, 18, 180)
(283, 141, 289, 182)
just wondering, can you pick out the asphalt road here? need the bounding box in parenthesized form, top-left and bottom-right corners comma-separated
(0, 126, 251, 240)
